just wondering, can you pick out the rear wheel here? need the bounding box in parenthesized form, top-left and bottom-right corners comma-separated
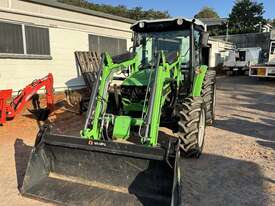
(177, 97, 206, 158)
(202, 70, 216, 126)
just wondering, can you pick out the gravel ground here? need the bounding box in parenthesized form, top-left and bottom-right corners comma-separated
(0, 76, 274, 206)
(181, 76, 275, 206)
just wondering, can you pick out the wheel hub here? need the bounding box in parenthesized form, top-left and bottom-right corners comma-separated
(198, 108, 205, 148)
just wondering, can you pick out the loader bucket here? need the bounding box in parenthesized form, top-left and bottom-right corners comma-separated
(21, 129, 181, 206)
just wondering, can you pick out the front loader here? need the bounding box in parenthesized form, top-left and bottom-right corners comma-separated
(21, 18, 216, 206)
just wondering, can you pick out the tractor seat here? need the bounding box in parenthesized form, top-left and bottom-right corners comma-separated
(112, 52, 136, 64)
(166, 51, 179, 64)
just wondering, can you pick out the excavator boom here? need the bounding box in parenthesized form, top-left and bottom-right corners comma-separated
(0, 73, 54, 125)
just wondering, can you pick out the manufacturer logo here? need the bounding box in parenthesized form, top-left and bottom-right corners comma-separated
(88, 140, 106, 147)
(88, 140, 94, 145)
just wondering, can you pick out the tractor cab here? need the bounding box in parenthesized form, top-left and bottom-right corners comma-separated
(132, 18, 207, 69)
(120, 18, 208, 117)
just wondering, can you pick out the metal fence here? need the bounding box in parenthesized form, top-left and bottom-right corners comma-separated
(214, 32, 271, 51)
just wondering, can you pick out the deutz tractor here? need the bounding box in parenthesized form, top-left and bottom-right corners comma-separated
(21, 18, 216, 206)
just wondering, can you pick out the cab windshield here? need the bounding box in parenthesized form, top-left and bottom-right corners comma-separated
(135, 30, 190, 66)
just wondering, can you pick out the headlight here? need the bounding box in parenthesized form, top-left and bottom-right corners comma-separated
(177, 18, 183, 25)
(139, 22, 145, 28)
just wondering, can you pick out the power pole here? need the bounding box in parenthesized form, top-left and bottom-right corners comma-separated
(226, 22, 229, 41)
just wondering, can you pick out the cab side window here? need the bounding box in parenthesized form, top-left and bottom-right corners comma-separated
(194, 30, 201, 67)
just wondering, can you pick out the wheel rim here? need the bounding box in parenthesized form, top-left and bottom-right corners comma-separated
(198, 108, 206, 148)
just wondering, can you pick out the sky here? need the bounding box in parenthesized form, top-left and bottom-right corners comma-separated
(88, 0, 274, 19)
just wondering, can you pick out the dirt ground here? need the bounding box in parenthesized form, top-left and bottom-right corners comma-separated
(0, 76, 274, 206)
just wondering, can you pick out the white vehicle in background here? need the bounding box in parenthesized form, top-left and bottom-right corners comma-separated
(249, 30, 275, 78)
(223, 47, 261, 75)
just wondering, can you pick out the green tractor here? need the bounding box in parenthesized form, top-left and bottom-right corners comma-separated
(21, 18, 216, 206)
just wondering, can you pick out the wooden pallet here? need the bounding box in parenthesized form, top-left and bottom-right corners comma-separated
(75, 51, 101, 92)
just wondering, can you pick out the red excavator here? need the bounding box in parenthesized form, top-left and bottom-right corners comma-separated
(0, 73, 54, 125)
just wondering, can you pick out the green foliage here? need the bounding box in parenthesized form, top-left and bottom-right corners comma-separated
(194, 7, 224, 36)
(228, 0, 266, 34)
(57, 0, 170, 20)
(208, 25, 228, 36)
(194, 6, 220, 19)
(266, 19, 275, 28)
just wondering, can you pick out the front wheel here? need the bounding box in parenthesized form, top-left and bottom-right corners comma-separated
(177, 97, 206, 158)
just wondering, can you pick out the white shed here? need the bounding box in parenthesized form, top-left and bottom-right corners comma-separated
(0, 0, 135, 92)
(208, 37, 235, 68)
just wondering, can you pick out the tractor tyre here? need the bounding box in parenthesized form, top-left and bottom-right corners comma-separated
(202, 70, 216, 126)
(177, 96, 206, 158)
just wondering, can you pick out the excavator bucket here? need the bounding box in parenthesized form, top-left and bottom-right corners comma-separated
(28, 108, 51, 121)
(21, 128, 181, 206)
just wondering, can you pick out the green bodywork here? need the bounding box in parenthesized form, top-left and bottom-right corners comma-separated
(192, 65, 208, 96)
(81, 51, 208, 146)
(112, 116, 132, 139)
(81, 25, 209, 146)
(81, 53, 139, 140)
(122, 69, 151, 86)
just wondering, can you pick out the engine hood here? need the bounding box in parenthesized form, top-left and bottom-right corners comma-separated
(122, 69, 153, 87)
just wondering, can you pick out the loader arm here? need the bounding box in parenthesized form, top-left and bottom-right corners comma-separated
(147, 52, 182, 145)
(82, 51, 181, 146)
(81, 53, 139, 139)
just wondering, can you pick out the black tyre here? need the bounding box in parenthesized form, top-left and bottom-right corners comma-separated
(202, 70, 216, 126)
(177, 97, 206, 158)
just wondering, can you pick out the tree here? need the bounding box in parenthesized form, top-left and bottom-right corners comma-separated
(267, 19, 275, 28)
(228, 0, 266, 34)
(195, 7, 220, 19)
(57, 0, 170, 20)
(194, 7, 223, 36)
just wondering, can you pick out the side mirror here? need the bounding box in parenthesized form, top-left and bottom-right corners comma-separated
(201, 32, 209, 48)
(134, 33, 147, 48)
(134, 34, 141, 47)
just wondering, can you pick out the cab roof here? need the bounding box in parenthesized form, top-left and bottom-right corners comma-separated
(131, 17, 206, 33)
